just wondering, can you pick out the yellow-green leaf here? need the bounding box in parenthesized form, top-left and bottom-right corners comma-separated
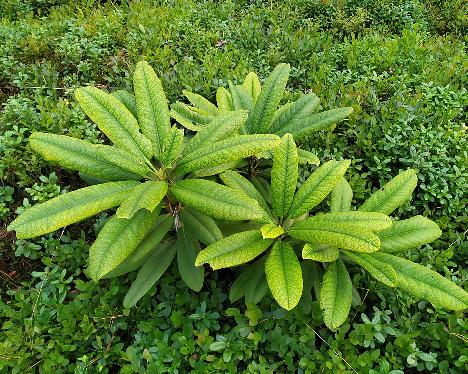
(330, 177, 353, 212)
(183, 89, 219, 116)
(170, 102, 212, 131)
(243, 72, 261, 102)
(229, 82, 254, 112)
(307, 212, 392, 232)
(112, 90, 137, 118)
(116, 181, 167, 219)
(298, 148, 320, 166)
(302, 243, 339, 262)
(343, 251, 397, 287)
(161, 126, 184, 166)
(260, 224, 284, 239)
(179, 207, 223, 245)
(216, 86, 233, 111)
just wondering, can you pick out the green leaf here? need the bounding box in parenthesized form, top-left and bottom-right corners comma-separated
(343, 251, 397, 287)
(243, 72, 261, 102)
(170, 102, 212, 131)
(133, 61, 171, 159)
(288, 160, 351, 218)
(371, 253, 468, 310)
(171, 179, 264, 221)
(216, 86, 233, 111)
(176, 134, 280, 175)
(112, 90, 137, 118)
(179, 207, 223, 245)
(161, 126, 184, 166)
(29, 132, 151, 181)
(183, 89, 219, 116)
(116, 181, 167, 219)
(378, 215, 442, 252)
(320, 259, 352, 329)
(251, 176, 272, 205)
(302, 243, 339, 262)
(289, 219, 380, 253)
(265, 241, 303, 310)
(191, 161, 239, 178)
(229, 81, 254, 112)
(195, 230, 273, 270)
(269, 93, 320, 134)
(305, 212, 392, 232)
(230, 257, 268, 304)
(298, 149, 320, 166)
(176, 228, 204, 291)
(183, 110, 248, 155)
(260, 224, 284, 239)
(330, 177, 353, 212)
(123, 240, 177, 308)
(278, 107, 354, 140)
(8, 181, 139, 239)
(271, 133, 298, 218)
(244, 63, 290, 134)
(298, 261, 318, 314)
(88, 209, 161, 281)
(359, 169, 418, 214)
(75, 86, 152, 158)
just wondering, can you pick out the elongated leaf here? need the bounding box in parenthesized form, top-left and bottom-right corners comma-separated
(133, 61, 171, 158)
(184, 110, 247, 155)
(195, 230, 273, 269)
(288, 160, 351, 218)
(179, 207, 223, 245)
(75, 86, 152, 158)
(359, 169, 418, 214)
(116, 181, 167, 219)
(218, 222, 263, 237)
(229, 81, 254, 112)
(161, 126, 184, 166)
(271, 133, 298, 218)
(176, 134, 280, 175)
(330, 177, 353, 212)
(251, 176, 272, 204)
(298, 261, 318, 314)
(269, 93, 320, 134)
(230, 256, 267, 303)
(243, 72, 261, 102)
(191, 161, 238, 178)
(112, 90, 137, 118)
(343, 251, 396, 287)
(302, 243, 339, 262)
(88, 208, 161, 281)
(289, 220, 380, 253)
(123, 240, 176, 308)
(261, 224, 284, 239)
(103, 215, 173, 278)
(216, 86, 233, 111)
(371, 253, 468, 310)
(8, 181, 139, 239)
(170, 102, 211, 131)
(176, 228, 204, 291)
(244, 63, 291, 134)
(278, 107, 354, 140)
(29, 132, 150, 181)
(265, 241, 303, 310)
(320, 260, 352, 329)
(183, 90, 219, 116)
(378, 216, 442, 252)
(305, 212, 392, 232)
(171, 179, 263, 221)
(298, 149, 320, 166)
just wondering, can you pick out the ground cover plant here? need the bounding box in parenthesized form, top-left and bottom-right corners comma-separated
(1, 0, 467, 372)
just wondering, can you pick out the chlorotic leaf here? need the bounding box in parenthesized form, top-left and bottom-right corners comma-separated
(170, 102, 212, 131)
(359, 169, 418, 214)
(371, 252, 468, 310)
(161, 126, 184, 166)
(171, 179, 263, 221)
(191, 161, 239, 178)
(116, 181, 167, 219)
(288, 160, 351, 218)
(123, 240, 177, 308)
(298, 149, 320, 166)
(8, 181, 139, 239)
(343, 251, 397, 287)
(243, 72, 261, 102)
(320, 260, 352, 329)
(229, 81, 254, 112)
(183, 89, 219, 116)
(378, 215, 442, 252)
(305, 212, 392, 232)
(265, 241, 303, 310)
(195, 230, 273, 270)
(176, 228, 204, 291)
(112, 90, 137, 118)
(179, 206, 223, 245)
(216, 86, 233, 111)
(302, 243, 339, 262)
(260, 224, 284, 239)
(330, 177, 353, 212)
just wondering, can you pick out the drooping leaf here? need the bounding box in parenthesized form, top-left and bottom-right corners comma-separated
(116, 181, 167, 219)
(179, 206, 223, 245)
(29, 132, 150, 181)
(229, 82, 254, 112)
(176, 134, 280, 175)
(8, 181, 139, 239)
(88, 208, 161, 281)
(216, 86, 233, 111)
(133, 61, 171, 159)
(260, 223, 284, 239)
(244, 63, 290, 134)
(371, 253, 468, 310)
(330, 177, 353, 212)
(123, 240, 176, 308)
(176, 228, 204, 291)
(75, 86, 152, 158)
(343, 251, 397, 287)
(230, 256, 267, 304)
(112, 90, 137, 118)
(243, 72, 261, 102)
(161, 126, 184, 166)
(195, 230, 273, 270)
(171, 179, 263, 221)
(288, 160, 351, 218)
(183, 89, 219, 116)
(298, 149, 320, 166)
(378, 215, 442, 252)
(298, 261, 318, 314)
(265, 241, 303, 310)
(359, 169, 418, 214)
(269, 93, 320, 134)
(320, 259, 352, 329)
(302, 243, 339, 262)
(271, 133, 298, 218)
(304, 212, 392, 232)
(170, 102, 212, 131)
